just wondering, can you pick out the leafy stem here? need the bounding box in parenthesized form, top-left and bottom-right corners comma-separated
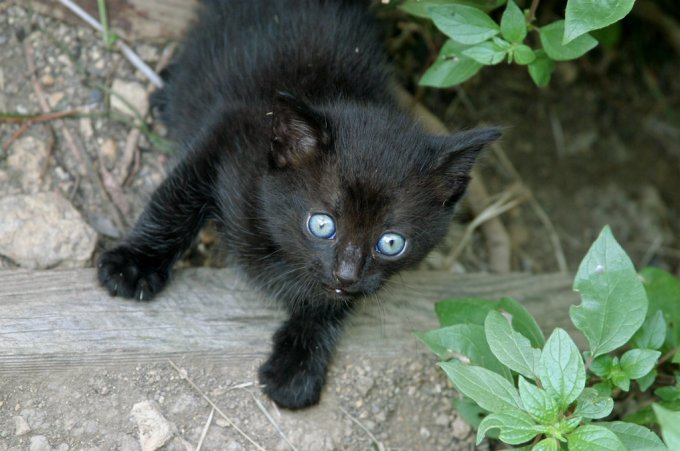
(528, 0, 540, 23)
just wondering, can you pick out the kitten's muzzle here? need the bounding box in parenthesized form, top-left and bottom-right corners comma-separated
(334, 242, 363, 286)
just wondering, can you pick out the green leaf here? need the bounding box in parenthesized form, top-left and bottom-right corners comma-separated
(570, 226, 648, 358)
(656, 385, 680, 402)
(564, 0, 635, 44)
(485, 311, 541, 379)
(593, 382, 613, 399)
(499, 297, 546, 348)
(590, 354, 613, 378)
(562, 416, 583, 434)
(518, 377, 559, 425)
(532, 437, 559, 451)
(637, 369, 657, 392)
(632, 311, 667, 350)
(610, 365, 631, 392)
(416, 324, 512, 378)
(500, 0, 526, 43)
(476, 408, 541, 445)
(599, 421, 666, 451)
(439, 360, 522, 412)
(436, 298, 497, 326)
(399, 0, 456, 18)
(620, 349, 661, 380)
(653, 404, 680, 450)
(399, 0, 507, 17)
(574, 388, 614, 420)
(567, 425, 626, 451)
(625, 400, 680, 427)
(429, 4, 500, 45)
(462, 39, 509, 65)
(436, 297, 545, 347)
(538, 328, 586, 409)
(452, 396, 488, 429)
(539, 20, 597, 61)
(513, 44, 536, 65)
(527, 50, 554, 87)
(419, 40, 483, 88)
(641, 267, 680, 349)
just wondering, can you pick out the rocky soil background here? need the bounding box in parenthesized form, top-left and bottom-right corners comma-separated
(1, 1, 679, 450)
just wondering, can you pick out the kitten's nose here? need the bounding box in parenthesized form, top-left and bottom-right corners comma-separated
(335, 243, 362, 285)
(334, 262, 359, 285)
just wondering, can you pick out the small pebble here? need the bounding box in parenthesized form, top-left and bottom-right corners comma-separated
(14, 415, 31, 435)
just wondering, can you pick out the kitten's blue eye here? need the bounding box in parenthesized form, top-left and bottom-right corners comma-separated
(376, 232, 406, 257)
(307, 213, 336, 239)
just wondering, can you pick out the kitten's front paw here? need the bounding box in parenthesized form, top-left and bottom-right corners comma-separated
(97, 246, 168, 301)
(258, 351, 326, 410)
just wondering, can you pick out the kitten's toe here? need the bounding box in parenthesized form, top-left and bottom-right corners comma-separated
(97, 247, 168, 301)
(258, 354, 325, 410)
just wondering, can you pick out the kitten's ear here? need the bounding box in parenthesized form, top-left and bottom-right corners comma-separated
(431, 127, 501, 206)
(270, 92, 330, 169)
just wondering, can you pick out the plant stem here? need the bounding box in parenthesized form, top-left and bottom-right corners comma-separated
(584, 354, 594, 371)
(528, 0, 540, 23)
(96, 0, 111, 48)
(658, 345, 679, 366)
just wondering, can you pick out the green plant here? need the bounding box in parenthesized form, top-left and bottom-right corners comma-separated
(399, 0, 636, 87)
(97, 0, 119, 47)
(418, 226, 680, 449)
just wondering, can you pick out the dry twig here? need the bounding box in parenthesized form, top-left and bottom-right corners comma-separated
(0, 109, 81, 124)
(2, 110, 80, 152)
(39, 126, 56, 182)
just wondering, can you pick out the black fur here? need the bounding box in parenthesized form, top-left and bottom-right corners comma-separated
(98, 0, 500, 409)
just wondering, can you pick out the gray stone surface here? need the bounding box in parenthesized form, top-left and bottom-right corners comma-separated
(0, 192, 96, 269)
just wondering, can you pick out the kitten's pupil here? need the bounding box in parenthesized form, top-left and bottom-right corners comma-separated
(376, 232, 406, 256)
(308, 213, 336, 239)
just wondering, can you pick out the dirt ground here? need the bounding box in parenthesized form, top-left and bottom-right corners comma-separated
(1, 1, 679, 450)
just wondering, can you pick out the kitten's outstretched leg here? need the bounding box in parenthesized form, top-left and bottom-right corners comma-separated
(98, 152, 215, 301)
(259, 303, 352, 409)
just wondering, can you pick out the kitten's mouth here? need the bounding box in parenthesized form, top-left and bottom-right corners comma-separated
(323, 285, 357, 299)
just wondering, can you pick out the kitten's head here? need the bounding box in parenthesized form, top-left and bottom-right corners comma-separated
(262, 92, 500, 303)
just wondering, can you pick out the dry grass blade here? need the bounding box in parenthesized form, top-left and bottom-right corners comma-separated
(452, 86, 569, 272)
(195, 407, 214, 451)
(167, 359, 266, 451)
(119, 43, 177, 186)
(23, 36, 127, 230)
(445, 184, 527, 269)
(57, 0, 163, 87)
(339, 406, 386, 451)
(241, 388, 298, 451)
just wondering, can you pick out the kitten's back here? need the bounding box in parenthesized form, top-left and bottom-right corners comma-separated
(160, 0, 392, 140)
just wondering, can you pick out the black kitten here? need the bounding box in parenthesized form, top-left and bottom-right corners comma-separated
(98, 0, 500, 409)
